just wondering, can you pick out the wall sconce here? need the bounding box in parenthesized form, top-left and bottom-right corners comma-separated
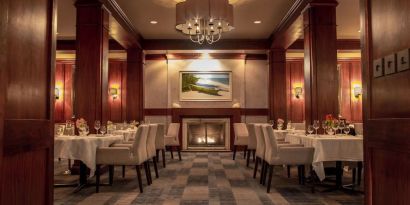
(109, 88, 119, 100)
(353, 85, 362, 98)
(55, 88, 60, 100)
(294, 87, 303, 99)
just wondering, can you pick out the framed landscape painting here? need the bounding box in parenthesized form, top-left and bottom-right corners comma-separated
(180, 71, 232, 101)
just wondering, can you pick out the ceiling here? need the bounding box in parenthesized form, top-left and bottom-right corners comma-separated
(57, 0, 361, 40)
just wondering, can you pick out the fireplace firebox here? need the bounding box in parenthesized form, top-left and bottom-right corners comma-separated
(182, 118, 230, 150)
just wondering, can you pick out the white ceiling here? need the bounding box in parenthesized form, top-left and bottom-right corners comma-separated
(57, 0, 360, 40)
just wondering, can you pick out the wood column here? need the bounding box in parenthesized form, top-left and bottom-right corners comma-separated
(74, 0, 109, 128)
(269, 48, 287, 125)
(303, 0, 339, 127)
(126, 48, 144, 121)
(0, 0, 55, 204)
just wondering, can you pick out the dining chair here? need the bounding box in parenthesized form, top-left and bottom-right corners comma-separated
(261, 124, 314, 193)
(155, 124, 166, 168)
(245, 124, 257, 167)
(147, 124, 159, 179)
(95, 125, 151, 193)
(233, 123, 249, 160)
(164, 123, 181, 161)
(253, 124, 265, 180)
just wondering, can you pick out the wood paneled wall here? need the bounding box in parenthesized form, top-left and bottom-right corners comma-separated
(285, 59, 363, 123)
(0, 0, 55, 204)
(361, 0, 410, 204)
(55, 59, 127, 122)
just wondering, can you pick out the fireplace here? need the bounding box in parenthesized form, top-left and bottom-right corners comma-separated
(182, 118, 230, 151)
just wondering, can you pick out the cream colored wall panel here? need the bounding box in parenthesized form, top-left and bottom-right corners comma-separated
(245, 60, 269, 108)
(144, 60, 168, 108)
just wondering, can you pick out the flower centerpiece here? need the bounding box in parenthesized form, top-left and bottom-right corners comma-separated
(277, 118, 285, 130)
(324, 114, 335, 135)
(76, 118, 88, 136)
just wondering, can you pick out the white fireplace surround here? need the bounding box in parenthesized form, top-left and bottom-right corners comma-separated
(182, 118, 231, 151)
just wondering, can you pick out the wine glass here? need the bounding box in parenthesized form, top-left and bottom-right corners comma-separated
(307, 125, 314, 135)
(343, 126, 350, 136)
(56, 125, 64, 136)
(338, 121, 346, 135)
(94, 120, 101, 134)
(100, 125, 106, 136)
(331, 120, 339, 135)
(83, 125, 89, 136)
(268, 120, 274, 127)
(321, 121, 327, 134)
(313, 120, 320, 135)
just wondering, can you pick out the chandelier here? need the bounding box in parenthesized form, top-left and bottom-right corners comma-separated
(176, 0, 234, 44)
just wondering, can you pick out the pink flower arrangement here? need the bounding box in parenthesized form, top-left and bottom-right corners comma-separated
(277, 118, 285, 124)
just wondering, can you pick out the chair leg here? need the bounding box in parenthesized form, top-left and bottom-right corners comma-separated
(147, 161, 153, 184)
(246, 149, 251, 167)
(136, 165, 143, 193)
(177, 146, 182, 161)
(297, 166, 301, 184)
(170, 147, 174, 159)
(267, 165, 274, 193)
(108, 165, 114, 185)
(352, 168, 357, 185)
(96, 165, 101, 193)
(144, 161, 151, 185)
(253, 157, 259, 178)
(243, 146, 247, 159)
(153, 157, 159, 178)
(162, 149, 166, 168)
(260, 160, 265, 184)
(287, 165, 291, 178)
(301, 165, 306, 185)
(232, 145, 237, 160)
(252, 150, 256, 162)
(156, 150, 160, 163)
(122, 165, 126, 178)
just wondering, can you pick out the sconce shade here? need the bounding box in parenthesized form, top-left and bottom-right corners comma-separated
(353, 86, 362, 98)
(55, 88, 60, 100)
(294, 87, 303, 99)
(109, 88, 119, 99)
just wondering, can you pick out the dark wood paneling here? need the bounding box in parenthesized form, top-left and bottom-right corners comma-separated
(339, 60, 363, 122)
(144, 108, 268, 116)
(171, 108, 241, 150)
(361, 0, 410, 204)
(303, 1, 339, 128)
(270, 0, 309, 48)
(269, 49, 287, 124)
(126, 48, 144, 121)
(54, 61, 74, 123)
(142, 39, 270, 50)
(289, 39, 361, 50)
(57, 39, 124, 51)
(286, 60, 305, 122)
(145, 53, 267, 61)
(108, 60, 127, 122)
(74, 0, 110, 128)
(0, 0, 55, 203)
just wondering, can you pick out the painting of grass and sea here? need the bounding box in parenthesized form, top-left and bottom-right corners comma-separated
(180, 72, 232, 101)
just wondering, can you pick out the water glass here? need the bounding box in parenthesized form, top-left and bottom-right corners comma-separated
(100, 125, 107, 136)
(307, 125, 314, 135)
(343, 126, 350, 135)
(94, 120, 101, 134)
(313, 120, 320, 135)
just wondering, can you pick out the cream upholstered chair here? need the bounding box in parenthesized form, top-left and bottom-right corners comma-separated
(164, 123, 181, 161)
(155, 124, 166, 168)
(253, 124, 265, 180)
(261, 124, 314, 193)
(233, 123, 249, 160)
(245, 124, 257, 167)
(292, 122, 306, 130)
(95, 125, 151, 193)
(354, 123, 363, 135)
(147, 124, 159, 179)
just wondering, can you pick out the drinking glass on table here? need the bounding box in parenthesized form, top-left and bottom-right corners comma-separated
(94, 120, 101, 134)
(56, 125, 64, 136)
(338, 121, 346, 135)
(343, 126, 350, 136)
(307, 125, 314, 135)
(100, 125, 107, 136)
(83, 125, 89, 136)
(313, 120, 320, 135)
(321, 121, 327, 134)
(331, 120, 339, 135)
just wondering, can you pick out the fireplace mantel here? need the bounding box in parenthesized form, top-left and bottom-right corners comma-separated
(171, 108, 241, 151)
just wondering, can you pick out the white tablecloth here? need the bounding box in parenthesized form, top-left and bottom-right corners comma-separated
(113, 129, 137, 141)
(54, 134, 123, 177)
(285, 134, 363, 181)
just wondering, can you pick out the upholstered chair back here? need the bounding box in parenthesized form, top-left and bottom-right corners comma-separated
(167, 123, 180, 139)
(133, 125, 149, 163)
(234, 123, 249, 138)
(155, 123, 165, 150)
(246, 124, 257, 150)
(354, 123, 363, 135)
(254, 124, 265, 159)
(262, 125, 279, 163)
(147, 124, 158, 159)
(292, 122, 306, 130)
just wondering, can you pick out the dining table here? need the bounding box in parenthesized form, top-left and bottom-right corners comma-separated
(112, 128, 137, 141)
(54, 134, 123, 191)
(285, 133, 364, 189)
